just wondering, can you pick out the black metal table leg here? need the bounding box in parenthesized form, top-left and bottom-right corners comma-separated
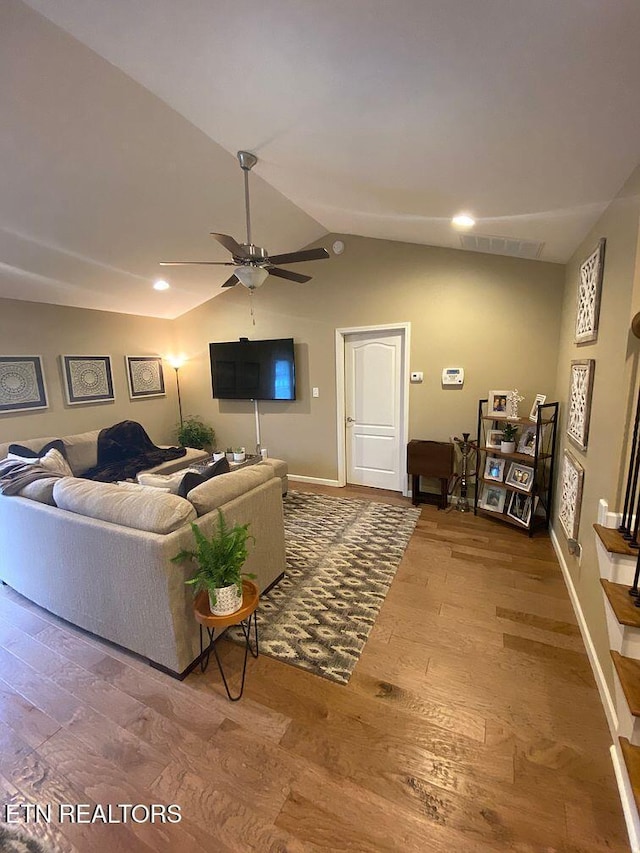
(199, 611, 259, 701)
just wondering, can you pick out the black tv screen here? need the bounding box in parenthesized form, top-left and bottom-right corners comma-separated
(209, 338, 296, 401)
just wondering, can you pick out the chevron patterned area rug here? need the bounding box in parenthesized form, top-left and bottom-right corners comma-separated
(231, 490, 420, 684)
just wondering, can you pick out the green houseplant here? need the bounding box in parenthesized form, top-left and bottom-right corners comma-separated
(500, 422, 518, 454)
(171, 511, 255, 616)
(176, 416, 215, 451)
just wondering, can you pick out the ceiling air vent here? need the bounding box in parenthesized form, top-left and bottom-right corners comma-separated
(459, 233, 544, 260)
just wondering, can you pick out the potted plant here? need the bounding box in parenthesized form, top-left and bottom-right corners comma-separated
(233, 447, 246, 462)
(176, 416, 216, 451)
(225, 447, 234, 462)
(171, 511, 256, 616)
(500, 422, 518, 454)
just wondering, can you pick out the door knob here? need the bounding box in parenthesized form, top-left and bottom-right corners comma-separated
(346, 416, 355, 424)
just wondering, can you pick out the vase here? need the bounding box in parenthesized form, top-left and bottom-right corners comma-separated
(500, 441, 516, 454)
(209, 583, 243, 616)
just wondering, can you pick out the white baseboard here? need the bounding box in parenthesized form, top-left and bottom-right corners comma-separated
(611, 742, 640, 853)
(288, 474, 341, 487)
(549, 525, 618, 735)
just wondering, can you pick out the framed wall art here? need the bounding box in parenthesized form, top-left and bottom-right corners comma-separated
(125, 356, 165, 400)
(61, 355, 115, 406)
(567, 359, 595, 451)
(558, 450, 585, 540)
(0, 356, 48, 414)
(575, 238, 606, 344)
(488, 390, 511, 418)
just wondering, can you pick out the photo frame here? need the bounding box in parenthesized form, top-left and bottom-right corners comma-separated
(506, 491, 533, 526)
(517, 425, 537, 456)
(486, 429, 504, 450)
(559, 450, 585, 540)
(505, 461, 534, 492)
(529, 394, 546, 422)
(479, 483, 507, 513)
(61, 355, 115, 405)
(125, 355, 165, 399)
(484, 456, 506, 482)
(575, 238, 606, 344)
(567, 359, 595, 451)
(488, 390, 511, 418)
(0, 356, 48, 414)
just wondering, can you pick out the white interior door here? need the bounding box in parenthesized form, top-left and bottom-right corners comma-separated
(345, 330, 404, 490)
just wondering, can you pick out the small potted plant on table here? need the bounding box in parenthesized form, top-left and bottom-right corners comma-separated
(171, 511, 255, 616)
(500, 423, 518, 454)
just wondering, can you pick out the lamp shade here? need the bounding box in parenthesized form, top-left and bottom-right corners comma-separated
(234, 265, 269, 289)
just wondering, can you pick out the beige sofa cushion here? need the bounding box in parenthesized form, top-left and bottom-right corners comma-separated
(187, 465, 274, 517)
(62, 430, 101, 475)
(53, 477, 196, 533)
(18, 477, 60, 505)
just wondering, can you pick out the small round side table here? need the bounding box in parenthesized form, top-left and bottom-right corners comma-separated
(193, 579, 259, 701)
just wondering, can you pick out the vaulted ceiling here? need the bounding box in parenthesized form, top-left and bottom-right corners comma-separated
(3, 0, 640, 318)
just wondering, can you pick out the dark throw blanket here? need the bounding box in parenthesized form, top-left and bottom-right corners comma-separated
(82, 420, 187, 482)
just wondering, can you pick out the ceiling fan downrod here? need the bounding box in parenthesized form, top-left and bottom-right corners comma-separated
(237, 150, 258, 250)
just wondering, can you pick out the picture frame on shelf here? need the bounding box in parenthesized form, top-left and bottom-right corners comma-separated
(125, 355, 165, 400)
(479, 483, 507, 513)
(0, 355, 48, 414)
(486, 429, 504, 450)
(567, 359, 595, 451)
(484, 456, 506, 482)
(558, 450, 585, 540)
(506, 491, 533, 526)
(517, 425, 537, 456)
(61, 355, 115, 406)
(505, 461, 535, 492)
(575, 238, 606, 344)
(488, 390, 511, 418)
(529, 394, 547, 422)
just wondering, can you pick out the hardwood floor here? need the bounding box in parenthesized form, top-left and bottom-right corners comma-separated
(0, 484, 629, 852)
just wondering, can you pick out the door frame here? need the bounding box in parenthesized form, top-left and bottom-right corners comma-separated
(335, 322, 411, 495)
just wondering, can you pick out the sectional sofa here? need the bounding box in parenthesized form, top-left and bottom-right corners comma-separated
(0, 427, 288, 677)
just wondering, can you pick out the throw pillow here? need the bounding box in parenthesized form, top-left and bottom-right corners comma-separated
(7, 447, 73, 477)
(9, 438, 69, 460)
(137, 471, 186, 494)
(177, 456, 230, 498)
(117, 481, 171, 493)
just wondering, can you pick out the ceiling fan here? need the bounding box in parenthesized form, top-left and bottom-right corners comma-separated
(160, 150, 329, 290)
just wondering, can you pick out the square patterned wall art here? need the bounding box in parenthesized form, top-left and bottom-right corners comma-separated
(0, 356, 48, 414)
(61, 355, 114, 405)
(559, 449, 585, 540)
(567, 359, 595, 451)
(125, 356, 165, 399)
(575, 238, 606, 344)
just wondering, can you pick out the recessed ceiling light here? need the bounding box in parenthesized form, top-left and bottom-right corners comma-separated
(153, 279, 170, 291)
(451, 213, 476, 230)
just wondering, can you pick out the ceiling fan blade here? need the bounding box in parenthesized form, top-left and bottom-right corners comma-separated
(209, 233, 250, 259)
(159, 261, 236, 266)
(268, 267, 312, 284)
(267, 247, 330, 266)
(221, 274, 239, 288)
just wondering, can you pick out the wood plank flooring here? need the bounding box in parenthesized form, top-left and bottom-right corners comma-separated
(0, 484, 629, 852)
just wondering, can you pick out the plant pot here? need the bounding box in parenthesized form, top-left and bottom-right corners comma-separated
(233, 451, 246, 462)
(225, 452, 234, 463)
(209, 583, 243, 616)
(500, 441, 516, 454)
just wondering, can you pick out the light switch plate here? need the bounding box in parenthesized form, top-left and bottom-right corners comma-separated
(312, 387, 320, 397)
(410, 372, 424, 383)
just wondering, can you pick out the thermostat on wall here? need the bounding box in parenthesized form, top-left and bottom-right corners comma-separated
(442, 367, 464, 386)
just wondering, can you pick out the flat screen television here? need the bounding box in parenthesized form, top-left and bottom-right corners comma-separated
(209, 338, 296, 401)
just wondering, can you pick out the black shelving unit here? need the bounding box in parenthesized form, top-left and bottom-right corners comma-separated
(474, 399, 559, 536)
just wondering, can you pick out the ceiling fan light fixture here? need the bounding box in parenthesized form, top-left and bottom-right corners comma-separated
(153, 279, 170, 291)
(234, 265, 269, 290)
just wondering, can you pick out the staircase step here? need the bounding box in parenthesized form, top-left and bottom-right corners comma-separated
(595, 523, 640, 557)
(620, 737, 640, 814)
(601, 579, 640, 628)
(612, 651, 640, 716)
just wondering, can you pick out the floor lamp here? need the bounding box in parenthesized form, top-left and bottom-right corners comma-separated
(168, 357, 186, 426)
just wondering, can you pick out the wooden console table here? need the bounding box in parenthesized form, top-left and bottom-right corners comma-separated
(407, 440, 454, 510)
